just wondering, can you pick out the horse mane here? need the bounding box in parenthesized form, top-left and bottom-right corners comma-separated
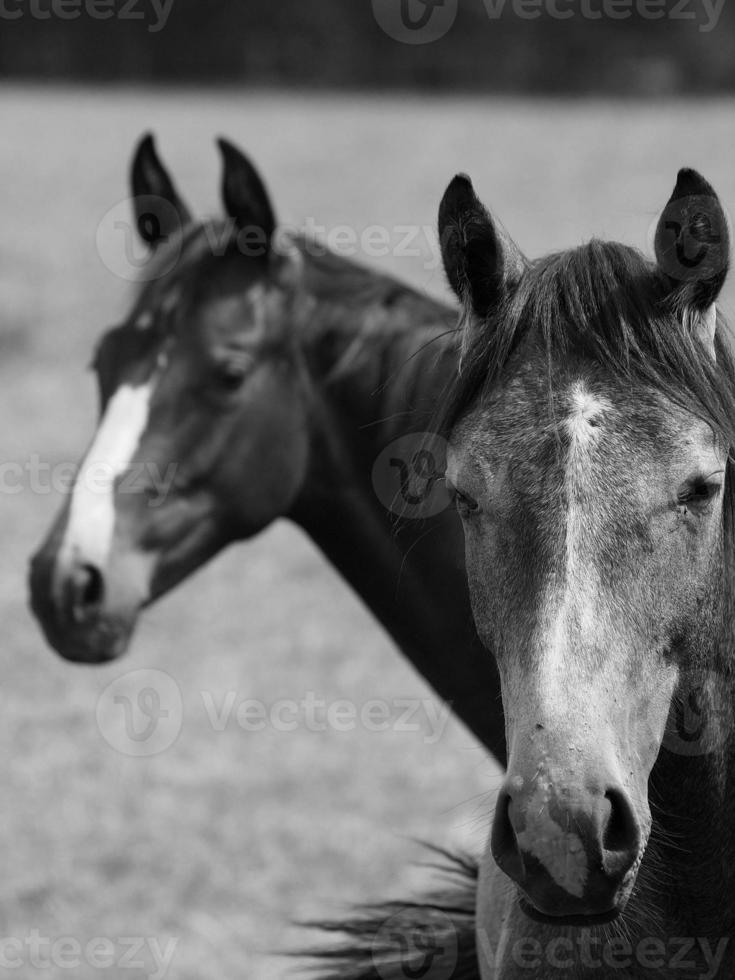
(287, 232, 458, 389)
(132, 220, 456, 366)
(292, 233, 431, 308)
(135, 220, 449, 316)
(299, 846, 480, 980)
(441, 239, 735, 450)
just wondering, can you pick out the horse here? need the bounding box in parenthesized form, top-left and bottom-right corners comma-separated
(306, 168, 735, 978)
(28, 133, 507, 762)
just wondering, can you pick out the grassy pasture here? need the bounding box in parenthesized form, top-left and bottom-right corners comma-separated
(2, 87, 735, 979)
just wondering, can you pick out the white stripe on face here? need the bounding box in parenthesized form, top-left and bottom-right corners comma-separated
(55, 379, 155, 586)
(543, 382, 610, 678)
(564, 381, 608, 446)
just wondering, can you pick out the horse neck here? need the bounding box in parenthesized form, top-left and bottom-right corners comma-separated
(290, 246, 465, 635)
(637, 666, 735, 945)
(285, 248, 501, 751)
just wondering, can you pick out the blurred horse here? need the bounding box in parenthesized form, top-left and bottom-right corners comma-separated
(309, 169, 735, 977)
(29, 134, 506, 761)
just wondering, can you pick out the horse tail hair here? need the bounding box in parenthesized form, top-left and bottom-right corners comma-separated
(298, 844, 481, 980)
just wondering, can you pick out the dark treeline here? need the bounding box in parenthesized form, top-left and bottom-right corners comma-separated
(1, 0, 733, 93)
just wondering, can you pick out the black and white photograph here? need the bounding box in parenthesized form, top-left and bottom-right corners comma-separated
(4, 2, 735, 978)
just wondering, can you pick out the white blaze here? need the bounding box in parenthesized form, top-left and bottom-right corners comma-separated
(527, 385, 614, 894)
(55, 380, 155, 585)
(564, 382, 606, 446)
(516, 774, 588, 897)
(545, 383, 610, 674)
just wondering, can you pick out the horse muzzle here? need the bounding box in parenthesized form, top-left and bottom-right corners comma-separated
(29, 532, 147, 664)
(491, 768, 647, 925)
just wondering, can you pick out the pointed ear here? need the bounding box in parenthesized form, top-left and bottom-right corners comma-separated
(130, 133, 192, 247)
(654, 168, 729, 354)
(217, 138, 276, 248)
(438, 174, 527, 320)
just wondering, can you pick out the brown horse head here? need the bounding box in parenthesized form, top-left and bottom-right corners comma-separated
(30, 135, 310, 662)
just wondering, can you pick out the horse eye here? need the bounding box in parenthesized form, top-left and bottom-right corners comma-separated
(677, 476, 723, 509)
(458, 492, 479, 515)
(447, 482, 479, 517)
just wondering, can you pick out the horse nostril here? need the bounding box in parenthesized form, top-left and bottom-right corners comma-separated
(70, 563, 105, 620)
(491, 789, 525, 881)
(602, 789, 641, 875)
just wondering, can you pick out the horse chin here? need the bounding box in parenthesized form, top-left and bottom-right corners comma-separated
(146, 520, 231, 602)
(518, 896, 622, 928)
(38, 608, 139, 665)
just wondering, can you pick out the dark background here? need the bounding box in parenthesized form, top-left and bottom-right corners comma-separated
(2, 0, 734, 94)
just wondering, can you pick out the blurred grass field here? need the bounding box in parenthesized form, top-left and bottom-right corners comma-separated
(2, 86, 735, 980)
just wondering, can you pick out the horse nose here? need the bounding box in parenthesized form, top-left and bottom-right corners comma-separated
(600, 788, 642, 876)
(30, 526, 143, 664)
(33, 546, 106, 625)
(491, 774, 642, 920)
(65, 560, 105, 622)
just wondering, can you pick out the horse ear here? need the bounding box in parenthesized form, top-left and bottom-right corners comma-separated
(130, 133, 192, 247)
(438, 174, 526, 321)
(217, 138, 276, 249)
(654, 168, 730, 356)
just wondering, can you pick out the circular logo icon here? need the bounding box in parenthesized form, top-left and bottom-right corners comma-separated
(372, 0, 458, 45)
(372, 432, 452, 519)
(96, 195, 183, 282)
(661, 671, 721, 758)
(651, 194, 730, 284)
(96, 669, 183, 757)
(373, 908, 458, 980)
